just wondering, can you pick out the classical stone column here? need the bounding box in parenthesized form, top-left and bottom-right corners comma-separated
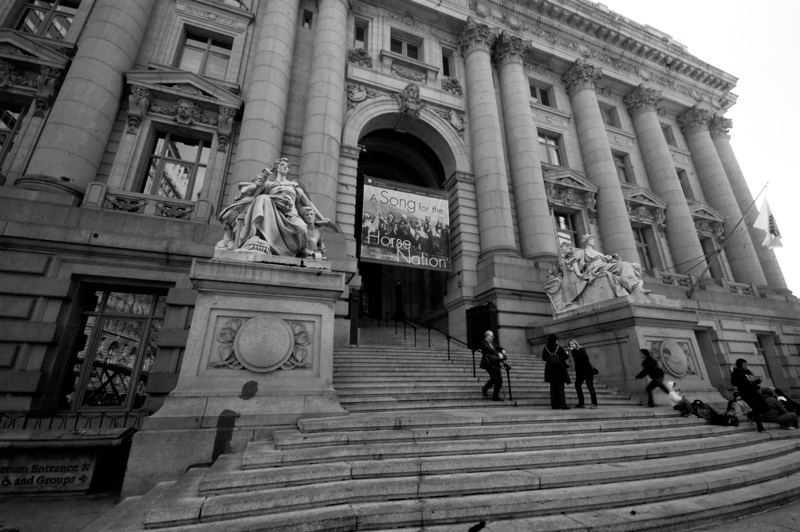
(298, 0, 349, 221)
(624, 85, 707, 276)
(235, 0, 300, 182)
(494, 33, 557, 261)
(678, 107, 766, 285)
(562, 60, 637, 262)
(458, 19, 517, 257)
(22, 0, 156, 193)
(709, 116, 787, 290)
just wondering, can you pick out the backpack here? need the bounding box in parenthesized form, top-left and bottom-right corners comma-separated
(692, 400, 739, 427)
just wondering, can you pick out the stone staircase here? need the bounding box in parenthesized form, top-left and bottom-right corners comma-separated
(82, 325, 800, 532)
(336, 325, 635, 411)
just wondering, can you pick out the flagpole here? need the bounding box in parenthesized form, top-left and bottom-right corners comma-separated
(687, 183, 768, 299)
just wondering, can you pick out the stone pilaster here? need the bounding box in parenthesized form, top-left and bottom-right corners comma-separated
(709, 115, 787, 290)
(21, 0, 157, 194)
(298, 0, 350, 222)
(234, 0, 300, 183)
(494, 33, 556, 261)
(678, 107, 767, 285)
(562, 60, 637, 262)
(624, 85, 707, 277)
(458, 18, 517, 257)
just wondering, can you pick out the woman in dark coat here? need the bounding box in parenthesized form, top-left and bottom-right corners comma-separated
(542, 334, 571, 410)
(568, 339, 597, 409)
(730, 358, 768, 432)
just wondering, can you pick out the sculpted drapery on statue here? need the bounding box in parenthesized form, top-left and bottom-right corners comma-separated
(545, 234, 648, 313)
(216, 157, 337, 257)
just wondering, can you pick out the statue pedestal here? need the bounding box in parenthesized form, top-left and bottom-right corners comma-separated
(122, 257, 347, 496)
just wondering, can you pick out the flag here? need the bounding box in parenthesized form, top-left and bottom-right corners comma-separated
(753, 199, 782, 248)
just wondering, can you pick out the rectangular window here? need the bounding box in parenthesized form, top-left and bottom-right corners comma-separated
(59, 287, 167, 412)
(442, 49, 452, 77)
(661, 123, 677, 147)
(143, 131, 211, 201)
(677, 168, 694, 199)
(354, 20, 368, 49)
(15, 0, 80, 40)
(529, 84, 552, 107)
(633, 227, 654, 272)
(389, 29, 423, 61)
(177, 30, 233, 79)
(601, 105, 619, 128)
(538, 133, 564, 166)
(554, 212, 578, 248)
(302, 10, 313, 28)
(613, 152, 634, 184)
(0, 102, 25, 170)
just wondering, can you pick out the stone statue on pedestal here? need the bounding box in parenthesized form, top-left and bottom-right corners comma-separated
(216, 157, 337, 257)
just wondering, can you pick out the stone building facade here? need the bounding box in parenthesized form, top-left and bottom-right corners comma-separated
(1, 0, 799, 434)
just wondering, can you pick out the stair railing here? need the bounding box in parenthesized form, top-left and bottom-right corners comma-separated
(384, 312, 417, 346)
(413, 323, 514, 402)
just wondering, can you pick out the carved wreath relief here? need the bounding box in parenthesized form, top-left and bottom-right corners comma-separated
(648, 339, 697, 378)
(209, 315, 313, 372)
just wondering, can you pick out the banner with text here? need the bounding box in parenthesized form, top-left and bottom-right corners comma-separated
(360, 177, 451, 272)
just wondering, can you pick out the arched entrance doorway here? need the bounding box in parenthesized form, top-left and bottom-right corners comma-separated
(356, 129, 449, 330)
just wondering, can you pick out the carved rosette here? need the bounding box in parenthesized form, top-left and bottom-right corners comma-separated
(677, 106, 711, 135)
(623, 84, 662, 118)
(493, 32, 530, 66)
(209, 315, 313, 373)
(216, 105, 236, 151)
(562, 60, 602, 97)
(648, 339, 697, 378)
(348, 47, 372, 68)
(127, 85, 151, 133)
(458, 18, 496, 57)
(709, 115, 732, 140)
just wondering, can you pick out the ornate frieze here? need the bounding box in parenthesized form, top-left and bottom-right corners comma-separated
(493, 32, 529, 65)
(346, 83, 380, 110)
(0, 59, 36, 89)
(392, 65, 427, 83)
(677, 106, 711, 135)
(623, 84, 662, 118)
(156, 201, 194, 219)
(441, 77, 463, 96)
(432, 107, 466, 138)
(458, 18, 496, 56)
(348, 48, 372, 69)
(562, 60, 602, 97)
(709, 115, 732, 140)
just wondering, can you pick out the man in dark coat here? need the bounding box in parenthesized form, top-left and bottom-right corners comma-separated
(730, 358, 768, 432)
(480, 330, 506, 402)
(542, 334, 571, 409)
(635, 349, 669, 407)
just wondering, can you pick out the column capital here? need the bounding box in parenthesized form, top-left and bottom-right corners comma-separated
(677, 106, 711, 135)
(709, 115, 732, 140)
(459, 17, 497, 56)
(623, 84, 662, 118)
(493, 32, 529, 66)
(561, 59, 602, 97)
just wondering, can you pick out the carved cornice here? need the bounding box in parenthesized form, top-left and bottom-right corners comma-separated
(459, 17, 497, 57)
(677, 106, 711, 135)
(493, 32, 529, 66)
(709, 115, 732, 140)
(562, 60, 601, 97)
(623, 84, 662, 118)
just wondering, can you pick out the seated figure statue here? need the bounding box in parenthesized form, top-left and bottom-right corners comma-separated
(216, 157, 336, 257)
(545, 234, 648, 312)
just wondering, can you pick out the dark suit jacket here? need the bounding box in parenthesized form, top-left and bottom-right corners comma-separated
(480, 338, 505, 370)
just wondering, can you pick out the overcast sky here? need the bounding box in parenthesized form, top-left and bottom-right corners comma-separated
(600, 0, 800, 294)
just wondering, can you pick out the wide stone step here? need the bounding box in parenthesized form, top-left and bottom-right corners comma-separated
(201, 433, 784, 496)
(239, 424, 749, 469)
(141, 452, 800, 531)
